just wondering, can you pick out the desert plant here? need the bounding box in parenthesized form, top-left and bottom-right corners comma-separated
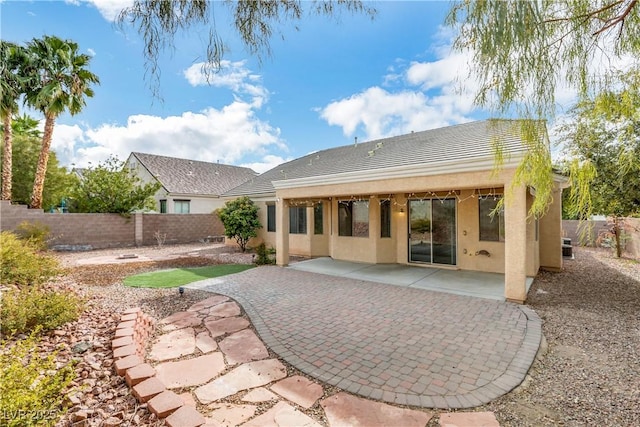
(154, 230, 167, 248)
(0, 331, 75, 426)
(0, 287, 83, 336)
(0, 232, 60, 287)
(254, 243, 276, 265)
(14, 221, 51, 250)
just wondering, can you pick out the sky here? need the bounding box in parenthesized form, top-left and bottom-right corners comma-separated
(1, 0, 574, 173)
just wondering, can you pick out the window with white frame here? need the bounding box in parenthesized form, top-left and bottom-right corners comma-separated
(174, 200, 190, 214)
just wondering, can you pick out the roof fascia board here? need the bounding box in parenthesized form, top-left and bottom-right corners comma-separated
(272, 155, 523, 190)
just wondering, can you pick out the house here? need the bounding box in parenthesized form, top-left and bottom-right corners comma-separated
(125, 152, 257, 214)
(224, 120, 568, 303)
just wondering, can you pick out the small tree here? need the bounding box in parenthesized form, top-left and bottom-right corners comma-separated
(559, 70, 640, 257)
(216, 196, 262, 253)
(69, 156, 160, 213)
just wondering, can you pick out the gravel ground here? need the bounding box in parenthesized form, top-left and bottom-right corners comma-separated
(485, 248, 640, 426)
(44, 244, 640, 426)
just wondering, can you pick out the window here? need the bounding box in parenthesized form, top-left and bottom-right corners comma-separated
(174, 200, 190, 214)
(289, 206, 307, 234)
(338, 201, 369, 237)
(159, 199, 167, 214)
(479, 197, 504, 241)
(314, 203, 323, 235)
(267, 204, 276, 232)
(380, 200, 391, 238)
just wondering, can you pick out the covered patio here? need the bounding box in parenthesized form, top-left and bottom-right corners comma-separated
(288, 257, 535, 301)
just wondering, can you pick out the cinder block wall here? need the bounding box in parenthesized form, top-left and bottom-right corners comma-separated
(141, 213, 223, 246)
(0, 201, 224, 250)
(562, 220, 609, 246)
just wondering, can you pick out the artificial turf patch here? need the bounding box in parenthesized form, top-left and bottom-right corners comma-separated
(123, 264, 255, 288)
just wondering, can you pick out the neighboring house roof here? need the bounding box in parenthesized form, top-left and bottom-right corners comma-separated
(224, 120, 543, 197)
(130, 152, 258, 196)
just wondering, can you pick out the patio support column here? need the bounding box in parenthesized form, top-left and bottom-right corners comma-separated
(276, 197, 290, 266)
(539, 184, 563, 271)
(504, 183, 528, 303)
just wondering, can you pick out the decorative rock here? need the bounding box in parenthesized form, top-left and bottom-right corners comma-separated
(155, 353, 226, 388)
(242, 387, 279, 403)
(147, 390, 184, 418)
(242, 401, 322, 427)
(103, 416, 121, 427)
(270, 376, 324, 409)
(206, 403, 256, 427)
(194, 359, 287, 404)
(218, 329, 269, 365)
(204, 317, 249, 338)
(321, 393, 433, 427)
(196, 332, 218, 354)
(132, 377, 166, 403)
(72, 341, 93, 353)
(206, 302, 241, 318)
(148, 328, 196, 361)
(438, 412, 500, 427)
(165, 406, 207, 427)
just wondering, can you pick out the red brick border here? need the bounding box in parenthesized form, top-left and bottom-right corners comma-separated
(111, 308, 206, 427)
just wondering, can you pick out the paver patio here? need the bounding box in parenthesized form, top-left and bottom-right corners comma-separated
(193, 266, 541, 408)
(120, 267, 543, 426)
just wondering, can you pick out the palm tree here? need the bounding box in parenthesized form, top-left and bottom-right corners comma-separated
(23, 35, 99, 209)
(0, 41, 27, 201)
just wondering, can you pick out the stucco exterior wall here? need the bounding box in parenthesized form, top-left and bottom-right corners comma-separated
(275, 168, 526, 274)
(456, 190, 505, 273)
(539, 187, 563, 271)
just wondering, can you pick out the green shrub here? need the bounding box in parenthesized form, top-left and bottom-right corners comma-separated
(254, 243, 276, 265)
(15, 221, 51, 250)
(0, 288, 83, 337)
(0, 332, 75, 427)
(0, 232, 60, 287)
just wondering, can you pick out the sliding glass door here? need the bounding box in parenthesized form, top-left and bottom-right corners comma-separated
(409, 199, 456, 265)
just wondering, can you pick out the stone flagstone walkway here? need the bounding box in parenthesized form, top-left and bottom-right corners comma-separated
(114, 294, 507, 426)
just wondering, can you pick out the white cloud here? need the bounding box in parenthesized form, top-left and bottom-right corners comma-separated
(183, 60, 269, 107)
(320, 27, 478, 140)
(66, 0, 133, 22)
(51, 124, 86, 165)
(321, 87, 468, 140)
(54, 101, 286, 169)
(87, 48, 96, 56)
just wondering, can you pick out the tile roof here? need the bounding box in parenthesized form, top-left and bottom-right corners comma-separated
(224, 120, 542, 197)
(131, 152, 258, 196)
